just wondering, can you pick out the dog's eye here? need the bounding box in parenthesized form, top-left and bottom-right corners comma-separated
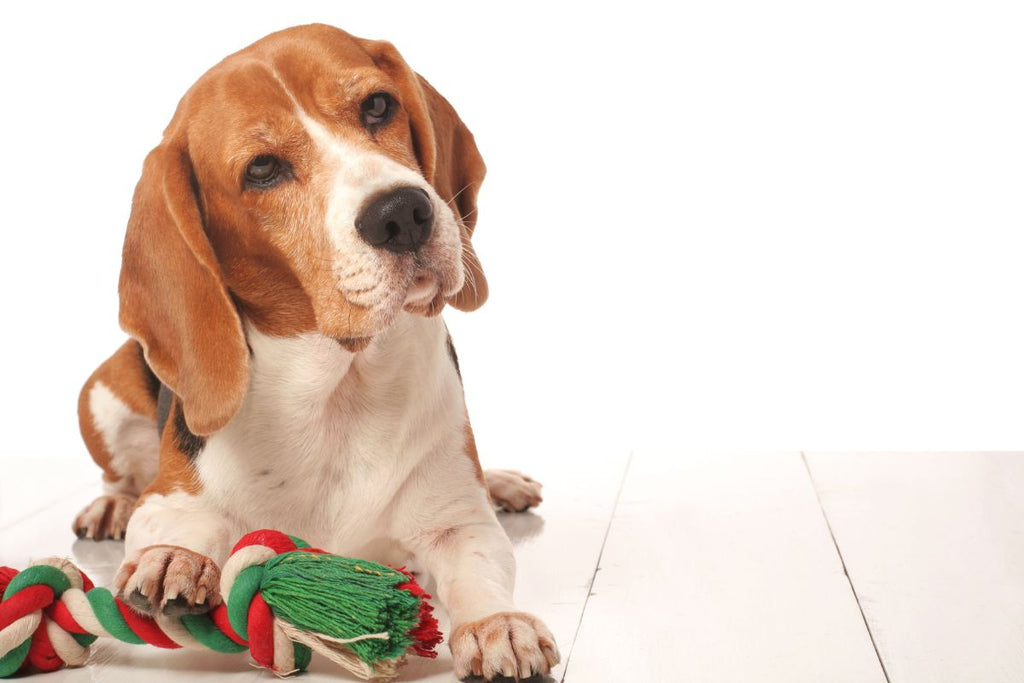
(361, 92, 395, 130)
(244, 155, 283, 188)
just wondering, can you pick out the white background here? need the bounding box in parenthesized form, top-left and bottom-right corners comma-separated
(0, 0, 1020, 463)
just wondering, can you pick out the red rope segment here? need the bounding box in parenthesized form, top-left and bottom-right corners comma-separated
(114, 602, 180, 649)
(0, 529, 441, 679)
(246, 593, 275, 670)
(27, 623, 59, 673)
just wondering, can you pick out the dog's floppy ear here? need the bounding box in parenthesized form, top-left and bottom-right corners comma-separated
(118, 138, 249, 436)
(363, 40, 489, 311)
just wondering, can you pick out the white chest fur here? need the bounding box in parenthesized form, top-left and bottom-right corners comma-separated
(193, 313, 467, 559)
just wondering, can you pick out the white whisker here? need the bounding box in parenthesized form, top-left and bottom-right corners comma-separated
(446, 183, 474, 207)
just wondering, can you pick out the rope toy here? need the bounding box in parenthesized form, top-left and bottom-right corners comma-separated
(0, 529, 441, 680)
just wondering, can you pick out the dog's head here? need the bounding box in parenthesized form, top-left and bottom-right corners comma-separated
(118, 24, 487, 435)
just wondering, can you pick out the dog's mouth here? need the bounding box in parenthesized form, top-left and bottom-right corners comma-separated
(329, 269, 448, 351)
(326, 264, 456, 345)
(329, 270, 441, 351)
(405, 269, 437, 304)
(402, 269, 447, 317)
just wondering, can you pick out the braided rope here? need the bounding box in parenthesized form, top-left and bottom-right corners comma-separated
(0, 530, 441, 679)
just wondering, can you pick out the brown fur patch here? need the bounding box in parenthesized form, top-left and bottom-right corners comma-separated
(119, 143, 250, 437)
(144, 401, 202, 497)
(78, 340, 159, 485)
(336, 337, 373, 353)
(464, 419, 486, 487)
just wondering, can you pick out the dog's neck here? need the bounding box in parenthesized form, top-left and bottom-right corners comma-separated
(241, 313, 448, 412)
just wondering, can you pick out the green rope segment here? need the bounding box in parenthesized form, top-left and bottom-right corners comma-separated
(226, 565, 264, 640)
(293, 642, 312, 671)
(179, 614, 248, 654)
(0, 640, 29, 678)
(286, 535, 310, 550)
(2, 566, 69, 601)
(70, 632, 98, 648)
(86, 588, 144, 645)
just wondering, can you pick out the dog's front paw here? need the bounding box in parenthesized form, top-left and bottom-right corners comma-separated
(485, 470, 543, 512)
(114, 545, 221, 616)
(451, 612, 559, 680)
(72, 494, 136, 540)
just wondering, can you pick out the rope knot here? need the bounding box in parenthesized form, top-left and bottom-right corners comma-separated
(0, 530, 440, 680)
(0, 559, 95, 676)
(217, 529, 313, 674)
(220, 530, 442, 679)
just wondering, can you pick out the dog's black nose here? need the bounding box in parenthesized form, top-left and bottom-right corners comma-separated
(355, 187, 434, 253)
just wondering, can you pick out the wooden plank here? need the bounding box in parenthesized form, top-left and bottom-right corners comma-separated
(0, 477, 113, 577)
(0, 457, 97, 532)
(0, 450, 629, 681)
(806, 451, 1024, 683)
(566, 452, 886, 683)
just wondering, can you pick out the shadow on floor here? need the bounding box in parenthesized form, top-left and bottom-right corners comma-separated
(498, 511, 546, 545)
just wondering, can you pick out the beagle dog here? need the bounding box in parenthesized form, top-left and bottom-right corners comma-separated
(71, 24, 557, 680)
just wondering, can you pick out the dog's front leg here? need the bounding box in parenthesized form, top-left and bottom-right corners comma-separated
(398, 496, 560, 680)
(116, 490, 233, 616)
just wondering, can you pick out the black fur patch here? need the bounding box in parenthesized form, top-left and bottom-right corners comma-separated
(173, 403, 206, 460)
(445, 332, 461, 381)
(156, 383, 173, 436)
(157, 384, 205, 460)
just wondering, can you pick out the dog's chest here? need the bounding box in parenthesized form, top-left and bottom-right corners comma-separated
(193, 316, 464, 553)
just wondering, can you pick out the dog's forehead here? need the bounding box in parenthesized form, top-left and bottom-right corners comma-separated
(250, 23, 376, 63)
(197, 27, 386, 112)
(258, 25, 380, 77)
(179, 27, 398, 173)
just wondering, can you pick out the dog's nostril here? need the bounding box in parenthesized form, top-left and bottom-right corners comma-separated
(356, 187, 434, 253)
(413, 205, 432, 225)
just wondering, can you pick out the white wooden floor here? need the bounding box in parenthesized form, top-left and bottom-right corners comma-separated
(1, 452, 1022, 682)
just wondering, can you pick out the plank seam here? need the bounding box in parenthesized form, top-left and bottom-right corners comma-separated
(801, 452, 892, 683)
(559, 451, 633, 683)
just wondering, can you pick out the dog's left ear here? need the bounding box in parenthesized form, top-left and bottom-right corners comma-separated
(360, 40, 489, 311)
(119, 139, 250, 436)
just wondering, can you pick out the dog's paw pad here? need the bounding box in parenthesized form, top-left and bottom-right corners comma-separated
(72, 494, 136, 540)
(451, 612, 559, 680)
(114, 545, 221, 616)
